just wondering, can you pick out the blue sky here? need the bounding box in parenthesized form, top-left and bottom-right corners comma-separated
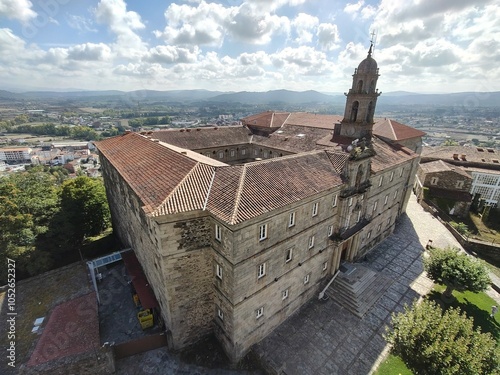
(0, 0, 498, 93)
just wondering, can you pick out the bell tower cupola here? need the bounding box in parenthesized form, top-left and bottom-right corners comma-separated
(338, 42, 382, 142)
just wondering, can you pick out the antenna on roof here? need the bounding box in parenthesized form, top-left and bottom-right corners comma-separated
(369, 30, 377, 56)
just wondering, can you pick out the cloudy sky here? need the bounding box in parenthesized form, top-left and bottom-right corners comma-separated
(0, 0, 498, 93)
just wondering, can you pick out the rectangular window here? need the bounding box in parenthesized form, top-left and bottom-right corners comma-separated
(218, 308, 224, 320)
(322, 262, 328, 271)
(327, 225, 333, 237)
(390, 171, 394, 182)
(259, 224, 268, 241)
(256, 307, 264, 319)
(289, 212, 296, 227)
(356, 211, 361, 223)
(308, 235, 315, 249)
(241, 149, 247, 156)
(215, 224, 221, 242)
(431, 177, 439, 185)
(282, 289, 289, 300)
(384, 195, 389, 205)
(377, 223, 382, 232)
(360, 194, 364, 200)
(230, 150, 235, 157)
(258, 263, 266, 278)
(400, 168, 404, 177)
(367, 230, 372, 239)
(285, 248, 293, 263)
(304, 274, 310, 284)
(378, 176, 383, 187)
(254, 149, 259, 156)
(218, 151, 224, 159)
(205, 153, 211, 158)
(312, 202, 319, 216)
(373, 201, 378, 213)
(263, 151, 268, 158)
(348, 197, 353, 207)
(394, 190, 398, 200)
(387, 217, 391, 226)
(456, 180, 464, 189)
(332, 194, 338, 207)
(216, 264, 222, 279)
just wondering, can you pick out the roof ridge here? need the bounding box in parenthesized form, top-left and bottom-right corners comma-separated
(388, 119, 397, 139)
(229, 165, 247, 224)
(203, 167, 217, 211)
(283, 112, 292, 126)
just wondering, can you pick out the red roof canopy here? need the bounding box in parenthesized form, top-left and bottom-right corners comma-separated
(122, 251, 159, 310)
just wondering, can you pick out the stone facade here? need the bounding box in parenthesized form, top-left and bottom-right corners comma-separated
(96, 49, 422, 362)
(415, 160, 473, 217)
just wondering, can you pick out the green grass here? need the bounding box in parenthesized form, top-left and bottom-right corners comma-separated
(427, 285, 500, 341)
(376, 285, 500, 374)
(375, 354, 413, 375)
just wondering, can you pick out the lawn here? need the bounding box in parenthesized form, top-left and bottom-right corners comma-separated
(376, 285, 500, 374)
(375, 354, 413, 375)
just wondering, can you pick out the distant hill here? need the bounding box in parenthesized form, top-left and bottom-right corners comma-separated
(208, 89, 336, 104)
(0, 89, 499, 107)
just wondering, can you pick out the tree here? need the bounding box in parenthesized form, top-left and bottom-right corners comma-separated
(424, 247, 490, 299)
(386, 300, 500, 375)
(57, 176, 111, 246)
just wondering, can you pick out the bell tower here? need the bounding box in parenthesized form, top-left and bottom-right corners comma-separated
(338, 42, 381, 142)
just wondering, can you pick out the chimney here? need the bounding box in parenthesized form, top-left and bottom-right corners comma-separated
(461, 154, 467, 161)
(452, 153, 459, 160)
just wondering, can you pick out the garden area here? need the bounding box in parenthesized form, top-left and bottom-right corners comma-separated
(375, 247, 500, 375)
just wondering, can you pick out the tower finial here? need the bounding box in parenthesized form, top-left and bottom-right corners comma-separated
(369, 30, 377, 57)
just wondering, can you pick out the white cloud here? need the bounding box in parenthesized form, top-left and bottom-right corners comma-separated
(0, 0, 37, 23)
(225, 3, 290, 44)
(146, 45, 199, 64)
(316, 23, 341, 51)
(66, 14, 97, 33)
(156, 0, 290, 46)
(344, 1, 365, 16)
(67, 43, 112, 61)
(95, 0, 147, 58)
(291, 13, 319, 44)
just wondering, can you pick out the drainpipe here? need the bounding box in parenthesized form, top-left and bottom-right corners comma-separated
(318, 270, 340, 300)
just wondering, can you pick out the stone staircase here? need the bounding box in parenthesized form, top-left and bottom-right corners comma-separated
(326, 263, 393, 318)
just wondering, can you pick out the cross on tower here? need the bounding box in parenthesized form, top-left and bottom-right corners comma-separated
(369, 31, 377, 55)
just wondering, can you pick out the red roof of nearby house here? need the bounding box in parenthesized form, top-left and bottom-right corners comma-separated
(27, 292, 99, 367)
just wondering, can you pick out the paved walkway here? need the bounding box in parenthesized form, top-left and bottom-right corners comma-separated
(253, 194, 469, 375)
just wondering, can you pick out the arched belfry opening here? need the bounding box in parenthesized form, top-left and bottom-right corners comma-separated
(357, 80, 363, 93)
(355, 166, 363, 188)
(350, 101, 359, 122)
(366, 101, 373, 122)
(369, 80, 375, 93)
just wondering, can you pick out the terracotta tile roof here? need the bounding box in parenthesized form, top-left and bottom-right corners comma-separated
(150, 126, 252, 150)
(207, 151, 345, 224)
(152, 163, 215, 216)
(241, 111, 290, 128)
(371, 136, 418, 173)
(421, 146, 500, 166)
(420, 160, 471, 178)
(373, 118, 426, 141)
(254, 125, 335, 153)
(96, 132, 201, 211)
(286, 112, 342, 129)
